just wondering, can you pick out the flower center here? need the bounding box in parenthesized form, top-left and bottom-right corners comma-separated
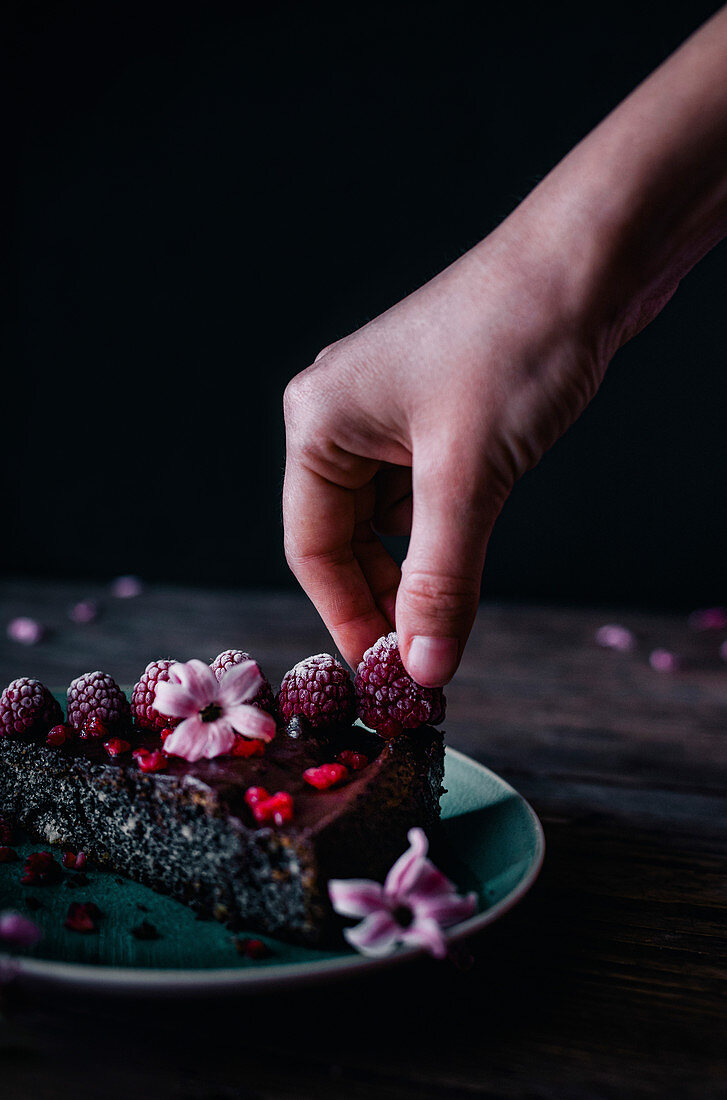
(200, 702, 223, 723)
(392, 903, 414, 929)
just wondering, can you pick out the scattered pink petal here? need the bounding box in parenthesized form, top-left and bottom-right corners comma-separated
(329, 827, 477, 960)
(110, 575, 143, 598)
(595, 624, 635, 652)
(649, 648, 681, 673)
(158, 658, 276, 762)
(0, 911, 42, 948)
(6, 617, 44, 645)
(68, 600, 99, 624)
(688, 607, 727, 631)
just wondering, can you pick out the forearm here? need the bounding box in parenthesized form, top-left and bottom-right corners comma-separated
(494, 5, 727, 354)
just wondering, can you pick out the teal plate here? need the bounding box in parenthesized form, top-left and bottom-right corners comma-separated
(0, 749, 544, 996)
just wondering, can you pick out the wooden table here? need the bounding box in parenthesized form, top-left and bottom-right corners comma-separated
(0, 578, 725, 1098)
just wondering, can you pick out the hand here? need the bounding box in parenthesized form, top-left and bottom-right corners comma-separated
(283, 214, 608, 686)
(283, 7, 727, 686)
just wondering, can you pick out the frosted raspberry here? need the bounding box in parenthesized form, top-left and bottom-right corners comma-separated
(277, 654, 355, 730)
(66, 671, 131, 733)
(354, 633, 446, 738)
(130, 659, 181, 731)
(0, 678, 63, 739)
(210, 651, 275, 713)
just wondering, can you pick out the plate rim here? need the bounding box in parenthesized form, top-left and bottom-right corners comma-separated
(3, 747, 545, 995)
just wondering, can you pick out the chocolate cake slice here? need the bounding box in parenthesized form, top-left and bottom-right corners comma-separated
(0, 713, 444, 946)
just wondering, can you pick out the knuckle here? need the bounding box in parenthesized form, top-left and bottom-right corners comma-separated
(401, 570, 480, 618)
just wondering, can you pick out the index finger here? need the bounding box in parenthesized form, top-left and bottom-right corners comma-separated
(282, 460, 400, 669)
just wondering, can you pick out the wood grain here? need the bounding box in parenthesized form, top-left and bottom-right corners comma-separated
(0, 578, 725, 1098)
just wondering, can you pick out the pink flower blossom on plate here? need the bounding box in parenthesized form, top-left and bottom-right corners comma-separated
(6, 617, 45, 645)
(649, 648, 681, 673)
(595, 624, 635, 652)
(688, 607, 727, 632)
(154, 659, 276, 762)
(0, 910, 42, 948)
(110, 575, 143, 598)
(328, 827, 477, 959)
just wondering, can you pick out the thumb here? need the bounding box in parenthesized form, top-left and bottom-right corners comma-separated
(396, 449, 503, 687)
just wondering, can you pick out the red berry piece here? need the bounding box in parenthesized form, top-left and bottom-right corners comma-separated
(210, 651, 276, 714)
(265, 791, 294, 826)
(21, 851, 63, 886)
(64, 901, 102, 933)
(0, 678, 63, 740)
(303, 763, 349, 790)
(66, 671, 131, 733)
(0, 847, 19, 863)
(130, 659, 181, 731)
(245, 788, 293, 825)
(104, 737, 131, 759)
(230, 736, 265, 758)
(244, 786, 270, 807)
(0, 817, 14, 846)
(243, 938, 270, 959)
(336, 750, 369, 771)
(62, 851, 88, 871)
(159, 727, 174, 742)
(47, 723, 73, 747)
(277, 653, 355, 731)
(80, 715, 110, 740)
(354, 632, 446, 737)
(132, 748, 167, 773)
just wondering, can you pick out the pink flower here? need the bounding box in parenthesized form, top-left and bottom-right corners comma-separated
(154, 659, 276, 762)
(328, 828, 477, 959)
(688, 607, 727, 631)
(0, 910, 42, 948)
(595, 624, 635, 652)
(649, 648, 681, 673)
(68, 600, 99, 623)
(110, 575, 143, 598)
(6, 617, 44, 645)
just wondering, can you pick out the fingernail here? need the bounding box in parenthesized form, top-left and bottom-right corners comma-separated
(407, 636, 459, 687)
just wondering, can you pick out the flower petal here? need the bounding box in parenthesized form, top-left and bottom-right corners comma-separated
(152, 680, 199, 719)
(224, 704, 276, 742)
(400, 916, 449, 959)
(216, 660, 262, 706)
(168, 659, 217, 703)
(384, 827, 429, 897)
(343, 911, 401, 957)
(200, 719, 237, 759)
(328, 879, 385, 919)
(415, 890, 478, 927)
(163, 716, 210, 761)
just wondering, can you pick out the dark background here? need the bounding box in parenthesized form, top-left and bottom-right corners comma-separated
(6, 0, 726, 608)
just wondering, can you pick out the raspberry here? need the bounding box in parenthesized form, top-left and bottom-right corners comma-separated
(80, 716, 110, 740)
(130, 659, 181, 731)
(210, 651, 275, 713)
(354, 633, 446, 737)
(66, 671, 131, 733)
(0, 847, 19, 863)
(0, 678, 63, 740)
(277, 654, 354, 730)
